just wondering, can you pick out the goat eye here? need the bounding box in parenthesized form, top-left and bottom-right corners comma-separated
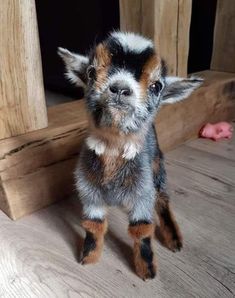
(150, 81, 163, 95)
(87, 66, 96, 80)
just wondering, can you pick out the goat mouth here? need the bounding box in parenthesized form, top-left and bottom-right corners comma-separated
(91, 104, 132, 129)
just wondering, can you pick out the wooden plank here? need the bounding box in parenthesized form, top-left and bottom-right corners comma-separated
(119, 0, 142, 33)
(0, 71, 234, 219)
(0, 0, 47, 140)
(0, 100, 87, 219)
(0, 136, 234, 296)
(211, 0, 235, 73)
(119, 0, 192, 76)
(177, 0, 192, 77)
(151, 0, 179, 75)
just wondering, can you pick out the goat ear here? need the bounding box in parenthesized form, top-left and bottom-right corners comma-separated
(161, 76, 203, 105)
(58, 47, 89, 88)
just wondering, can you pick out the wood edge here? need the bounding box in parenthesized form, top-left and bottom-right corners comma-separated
(0, 178, 13, 219)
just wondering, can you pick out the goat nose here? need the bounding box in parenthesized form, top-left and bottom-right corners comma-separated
(109, 83, 132, 96)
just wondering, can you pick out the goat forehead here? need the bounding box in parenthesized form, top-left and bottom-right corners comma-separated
(110, 32, 154, 53)
(92, 39, 160, 82)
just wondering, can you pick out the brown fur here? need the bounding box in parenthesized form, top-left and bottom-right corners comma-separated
(81, 244, 103, 264)
(156, 192, 183, 252)
(139, 54, 161, 99)
(100, 153, 125, 185)
(82, 219, 108, 236)
(129, 223, 157, 280)
(95, 44, 111, 91)
(129, 223, 154, 241)
(133, 242, 157, 280)
(89, 121, 145, 151)
(81, 219, 108, 264)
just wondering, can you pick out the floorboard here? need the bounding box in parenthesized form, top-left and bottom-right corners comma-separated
(0, 127, 234, 297)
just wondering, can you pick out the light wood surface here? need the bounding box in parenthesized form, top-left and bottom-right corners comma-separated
(0, 70, 235, 220)
(0, 131, 234, 297)
(211, 0, 235, 73)
(119, 0, 192, 76)
(0, 0, 48, 140)
(119, 0, 142, 33)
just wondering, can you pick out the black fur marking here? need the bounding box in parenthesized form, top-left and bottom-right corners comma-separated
(83, 218, 104, 223)
(129, 220, 151, 226)
(160, 207, 178, 241)
(161, 59, 168, 78)
(152, 128, 166, 192)
(73, 62, 89, 84)
(140, 237, 156, 278)
(106, 37, 154, 81)
(87, 66, 97, 81)
(82, 231, 96, 258)
(92, 104, 104, 127)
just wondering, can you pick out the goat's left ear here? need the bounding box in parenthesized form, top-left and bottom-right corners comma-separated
(58, 47, 89, 88)
(161, 76, 203, 105)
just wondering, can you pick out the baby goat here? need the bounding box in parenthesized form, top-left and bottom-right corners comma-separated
(58, 32, 202, 280)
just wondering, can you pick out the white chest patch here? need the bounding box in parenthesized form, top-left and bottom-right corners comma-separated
(86, 136, 106, 155)
(122, 141, 141, 160)
(86, 136, 141, 160)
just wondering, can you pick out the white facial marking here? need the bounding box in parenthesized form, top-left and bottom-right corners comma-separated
(111, 32, 153, 53)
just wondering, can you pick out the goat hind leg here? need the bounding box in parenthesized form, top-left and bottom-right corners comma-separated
(156, 192, 183, 252)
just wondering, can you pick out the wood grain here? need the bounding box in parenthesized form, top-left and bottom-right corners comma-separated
(177, 0, 192, 77)
(120, 0, 192, 76)
(0, 133, 234, 297)
(211, 0, 235, 73)
(0, 0, 47, 140)
(0, 100, 88, 219)
(0, 71, 234, 220)
(119, 0, 142, 33)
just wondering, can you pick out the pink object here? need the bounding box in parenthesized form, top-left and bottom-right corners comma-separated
(199, 122, 233, 141)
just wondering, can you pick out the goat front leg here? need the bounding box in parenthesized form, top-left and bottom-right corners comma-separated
(80, 206, 107, 265)
(128, 218, 157, 280)
(156, 192, 183, 252)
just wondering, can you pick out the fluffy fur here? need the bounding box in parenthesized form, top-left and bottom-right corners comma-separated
(59, 31, 202, 280)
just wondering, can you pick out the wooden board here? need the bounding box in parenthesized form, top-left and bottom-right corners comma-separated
(119, 0, 142, 33)
(0, 100, 88, 220)
(120, 0, 192, 76)
(0, 71, 235, 220)
(211, 0, 235, 73)
(0, 0, 48, 140)
(0, 133, 234, 296)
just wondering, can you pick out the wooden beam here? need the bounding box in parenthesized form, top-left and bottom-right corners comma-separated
(211, 0, 235, 73)
(0, 71, 234, 220)
(0, 0, 47, 140)
(119, 0, 142, 33)
(119, 0, 192, 76)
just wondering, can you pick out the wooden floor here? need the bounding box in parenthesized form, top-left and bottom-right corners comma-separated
(0, 128, 234, 298)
